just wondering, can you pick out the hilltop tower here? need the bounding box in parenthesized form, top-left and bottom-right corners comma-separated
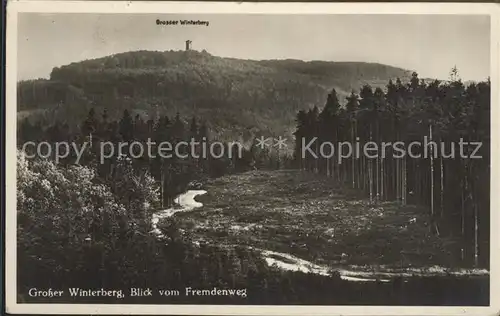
(185, 40, 192, 51)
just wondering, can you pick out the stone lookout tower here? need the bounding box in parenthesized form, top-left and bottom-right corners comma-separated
(185, 40, 192, 51)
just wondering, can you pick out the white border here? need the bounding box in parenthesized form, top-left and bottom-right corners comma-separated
(5, 1, 500, 315)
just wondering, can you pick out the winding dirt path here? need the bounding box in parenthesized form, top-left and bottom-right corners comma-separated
(151, 190, 207, 235)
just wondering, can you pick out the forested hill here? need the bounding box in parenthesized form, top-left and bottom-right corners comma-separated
(17, 49, 413, 143)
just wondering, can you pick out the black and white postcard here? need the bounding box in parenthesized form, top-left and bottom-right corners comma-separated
(4, 1, 500, 315)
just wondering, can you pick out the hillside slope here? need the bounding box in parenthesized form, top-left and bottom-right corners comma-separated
(17, 50, 413, 143)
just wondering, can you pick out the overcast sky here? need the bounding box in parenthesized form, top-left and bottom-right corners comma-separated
(17, 13, 490, 81)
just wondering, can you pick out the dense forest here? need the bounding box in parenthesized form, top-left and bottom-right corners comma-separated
(18, 108, 288, 206)
(293, 70, 490, 268)
(17, 50, 413, 144)
(16, 58, 489, 304)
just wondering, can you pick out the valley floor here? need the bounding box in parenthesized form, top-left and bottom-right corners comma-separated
(172, 169, 488, 277)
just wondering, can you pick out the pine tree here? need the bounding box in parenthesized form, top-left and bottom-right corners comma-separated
(119, 109, 134, 143)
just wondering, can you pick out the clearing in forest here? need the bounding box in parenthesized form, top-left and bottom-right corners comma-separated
(173, 169, 486, 276)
